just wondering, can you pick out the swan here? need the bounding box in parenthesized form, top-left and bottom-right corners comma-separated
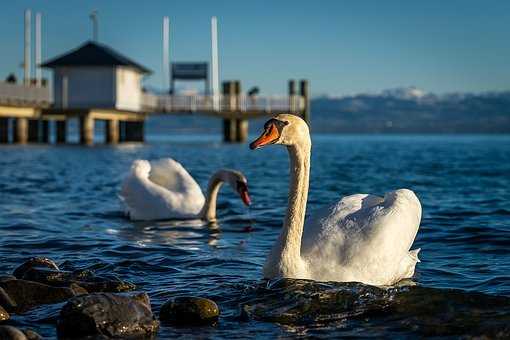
(250, 114, 422, 286)
(120, 158, 251, 221)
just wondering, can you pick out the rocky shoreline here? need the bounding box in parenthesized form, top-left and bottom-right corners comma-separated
(0, 257, 220, 339)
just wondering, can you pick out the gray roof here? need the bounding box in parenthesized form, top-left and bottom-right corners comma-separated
(42, 41, 151, 74)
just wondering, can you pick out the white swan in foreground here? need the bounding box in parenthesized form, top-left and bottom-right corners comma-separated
(250, 114, 422, 286)
(120, 158, 251, 221)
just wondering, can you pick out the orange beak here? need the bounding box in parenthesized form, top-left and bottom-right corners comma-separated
(249, 124, 280, 150)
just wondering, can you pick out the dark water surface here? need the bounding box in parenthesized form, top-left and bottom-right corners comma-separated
(1, 134, 509, 338)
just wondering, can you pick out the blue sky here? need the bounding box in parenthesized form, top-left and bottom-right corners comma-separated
(1, 0, 509, 96)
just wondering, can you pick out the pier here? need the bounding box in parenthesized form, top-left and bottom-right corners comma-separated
(0, 15, 310, 146)
(0, 79, 309, 145)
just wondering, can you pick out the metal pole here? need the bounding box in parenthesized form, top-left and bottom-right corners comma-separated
(90, 11, 98, 41)
(162, 16, 170, 91)
(35, 12, 42, 87)
(211, 16, 219, 110)
(24, 9, 31, 86)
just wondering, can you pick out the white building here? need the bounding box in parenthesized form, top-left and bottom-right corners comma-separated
(42, 41, 151, 112)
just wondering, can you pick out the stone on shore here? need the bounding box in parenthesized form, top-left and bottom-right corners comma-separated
(160, 296, 220, 325)
(0, 278, 83, 312)
(57, 292, 159, 338)
(0, 305, 9, 321)
(13, 258, 59, 279)
(18, 266, 135, 293)
(0, 326, 41, 340)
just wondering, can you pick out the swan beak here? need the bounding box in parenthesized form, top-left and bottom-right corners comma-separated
(250, 124, 279, 149)
(237, 183, 251, 206)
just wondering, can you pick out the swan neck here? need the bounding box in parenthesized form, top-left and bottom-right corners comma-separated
(278, 142, 311, 272)
(200, 172, 224, 221)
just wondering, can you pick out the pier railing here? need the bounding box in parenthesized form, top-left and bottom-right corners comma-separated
(141, 93, 305, 114)
(0, 82, 51, 106)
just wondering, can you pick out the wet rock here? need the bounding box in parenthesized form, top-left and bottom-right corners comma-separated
(13, 257, 59, 279)
(0, 278, 82, 312)
(57, 292, 159, 338)
(20, 267, 135, 293)
(22, 329, 42, 340)
(160, 296, 220, 325)
(0, 326, 28, 340)
(0, 287, 17, 310)
(0, 305, 9, 321)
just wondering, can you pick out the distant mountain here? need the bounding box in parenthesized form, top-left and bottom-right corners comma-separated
(311, 88, 510, 133)
(146, 87, 510, 134)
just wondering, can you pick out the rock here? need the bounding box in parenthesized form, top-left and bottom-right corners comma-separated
(57, 292, 159, 338)
(22, 329, 42, 340)
(0, 305, 9, 321)
(0, 287, 17, 310)
(160, 296, 220, 325)
(0, 278, 80, 312)
(20, 267, 135, 293)
(13, 257, 59, 279)
(0, 326, 28, 340)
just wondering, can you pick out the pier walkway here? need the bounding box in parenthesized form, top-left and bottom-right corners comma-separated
(0, 79, 309, 144)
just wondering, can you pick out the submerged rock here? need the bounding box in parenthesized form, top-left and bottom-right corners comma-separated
(13, 258, 59, 279)
(0, 278, 83, 312)
(12, 257, 136, 294)
(160, 296, 220, 325)
(18, 266, 135, 293)
(57, 292, 159, 338)
(0, 305, 9, 321)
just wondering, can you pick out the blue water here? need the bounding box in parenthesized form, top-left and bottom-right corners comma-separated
(1, 133, 509, 338)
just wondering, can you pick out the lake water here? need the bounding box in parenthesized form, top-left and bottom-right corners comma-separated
(0, 133, 509, 338)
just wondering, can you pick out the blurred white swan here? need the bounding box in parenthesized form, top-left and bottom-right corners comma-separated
(120, 158, 251, 221)
(250, 114, 422, 286)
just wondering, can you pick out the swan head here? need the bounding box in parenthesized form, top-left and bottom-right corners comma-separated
(218, 169, 251, 206)
(249, 114, 310, 149)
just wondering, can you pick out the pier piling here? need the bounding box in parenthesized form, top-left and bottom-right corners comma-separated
(79, 115, 94, 145)
(56, 120, 67, 143)
(0, 118, 8, 143)
(13, 118, 28, 144)
(105, 119, 119, 144)
(299, 79, 310, 126)
(41, 120, 49, 143)
(28, 119, 39, 143)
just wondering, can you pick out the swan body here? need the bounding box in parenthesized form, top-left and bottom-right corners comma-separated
(120, 158, 250, 221)
(250, 114, 422, 286)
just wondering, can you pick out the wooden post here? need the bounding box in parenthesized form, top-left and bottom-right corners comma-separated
(41, 120, 49, 143)
(0, 118, 8, 143)
(222, 81, 237, 143)
(13, 118, 28, 144)
(233, 80, 248, 142)
(79, 114, 94, 145)
(235, 119, 248, 142)
(288, 79, 296, 112)
(299, 79, 310, 126)
(56, 120, 67, 143)
(118, 121, 126, 142)
(28, 119, 39, 143)
(105, 119, 119, 144)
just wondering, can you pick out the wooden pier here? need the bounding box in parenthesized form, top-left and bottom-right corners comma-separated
(0, 79, 309, 145)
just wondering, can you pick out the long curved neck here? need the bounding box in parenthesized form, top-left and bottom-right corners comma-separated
(273, 141, 311, 276)
(199, 171, 224, 221)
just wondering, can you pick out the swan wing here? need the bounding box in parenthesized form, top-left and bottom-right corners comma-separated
(119, 159, 205, 221)
(302, 189, 422, 285)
